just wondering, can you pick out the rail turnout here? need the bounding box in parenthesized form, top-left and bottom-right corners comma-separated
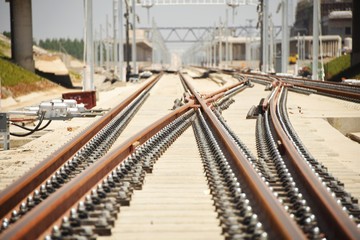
(0, 70, 359, 240)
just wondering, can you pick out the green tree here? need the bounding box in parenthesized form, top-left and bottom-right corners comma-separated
(2, 31, 11, 38)
(38, 38, 84, 60)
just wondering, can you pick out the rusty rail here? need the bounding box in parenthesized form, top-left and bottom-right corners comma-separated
(0, 74, 162, 219)
(1, 100, 195, 240)
(241, 71, 360, 101)
(269, 85, 360, 239)
(180, 73, 306, 239)
(289, 82, 360, 100)
(276, 74, 360, 92)
(204, 92, 225, 105)
(203, 81, 246, 99)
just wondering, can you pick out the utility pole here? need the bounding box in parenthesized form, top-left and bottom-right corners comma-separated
(269, 15, 274, 72)
(106, 15, 110, 70)
(219, 19, 222, 68)
(208, 43, 211, 67)
(281, 0, 289, 73)
(206, 42, 210, 67)
(213, 24, 217, 67)
(84, 0, 94, 91)
(245, 19, 253, 62)
(297, 32, 300, 65)
(95, 29, 99, 67)
(125, 0, 131, 81)
(113, 0, 118, 74)
(258, 0, 263, 70)
(210, 35, 213, 67)
(152, 18, 156, 65)
(118, 0, 124, 80)
(132, 0, 138, 75)
(100, 25, 103, 68)
(262, 0, 269, 72)
(225, 9, 229, 69)
(312, 0, 319, 80)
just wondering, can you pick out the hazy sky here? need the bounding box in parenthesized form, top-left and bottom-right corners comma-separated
(0, 0, 296, 51)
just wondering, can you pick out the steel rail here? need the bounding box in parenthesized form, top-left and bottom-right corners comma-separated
(245, 71, 360, 102)
(1, 100, 195, 240)
(288, 82, 360, 101)
(204, 81, 249, 109)
(235, 73, 273, 84)
(180, 73, 306, 239)
(0, 74, 162, 219)
(277, 75, 360, 93)
(269, 85, 360, 239)
(204, 92, 225, 105)
(243, 71, 360, 100)
(203, 81, 246, 99)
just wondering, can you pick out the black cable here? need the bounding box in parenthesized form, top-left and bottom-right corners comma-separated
(10, 112, 48, 137)
(11, 120, 52, 132)
(36, 120, 52, 131)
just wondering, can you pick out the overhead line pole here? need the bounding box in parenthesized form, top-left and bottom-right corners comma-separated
(213, 24, 217, 67)
(125, 0, 131, 81)
(269, 15, 274, 72)
(113, 0, 119, 74)
(106, 15, 110, 70)
(259, 0, 263, 70)
(262, 0, 268, 72)
(132, 0, 138, 74)
(94, 29, 98, 67)
(118, 0, 124, 80)
(225, 9, 229, 69)
(281, 0, 289, 74)
(312, 0, 319, 80)
(100, 24, 104, 68)
(84, 0, 94, 91)
(219, 19, 222, 68)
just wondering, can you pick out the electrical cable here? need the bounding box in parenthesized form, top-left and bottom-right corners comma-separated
(11, 120, 52, 132)
(10, 112, 48, 137)
(33, 120, 52, 131)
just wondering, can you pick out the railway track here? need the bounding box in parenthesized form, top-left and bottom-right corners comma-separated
(267, 84, 359, 238)
(0, 71, 359, 239)
(237, 72, 360, 103)
(0, 74, 162, 220)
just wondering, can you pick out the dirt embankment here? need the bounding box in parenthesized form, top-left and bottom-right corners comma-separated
(2, 80, 59, 99)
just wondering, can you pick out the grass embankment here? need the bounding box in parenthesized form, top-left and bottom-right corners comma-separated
(1, 39, 57, 99)
(1, 35, 60, 98)
(0, 57, 57, 98)
(324, 54, 360, 80)
(0, 39, 10, 58)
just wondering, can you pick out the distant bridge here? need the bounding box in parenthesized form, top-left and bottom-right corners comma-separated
(137, 0, 258, 6)
(138, 26, 282, 43)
